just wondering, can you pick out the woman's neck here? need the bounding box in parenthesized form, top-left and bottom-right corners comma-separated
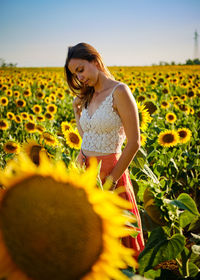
(94, 73, 115, 93)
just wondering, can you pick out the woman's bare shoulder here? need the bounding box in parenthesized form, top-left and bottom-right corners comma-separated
(114, 82, 132, 98)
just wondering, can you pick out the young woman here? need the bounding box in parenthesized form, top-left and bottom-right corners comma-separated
(64, 42, 145, 257)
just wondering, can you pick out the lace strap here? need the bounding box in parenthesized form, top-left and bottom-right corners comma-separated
(110, 82, 123, 97)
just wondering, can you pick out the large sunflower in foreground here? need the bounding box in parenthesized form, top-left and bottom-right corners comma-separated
(0, 152, 137, 280)
(137, 102, 152, 132)
(177, 128, 192, 144)
(158, 129, 179, 147)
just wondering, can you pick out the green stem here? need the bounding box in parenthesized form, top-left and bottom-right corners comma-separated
(181, 249, 189, 277)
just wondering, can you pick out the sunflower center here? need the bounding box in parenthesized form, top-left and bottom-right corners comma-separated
(49, 106, 54, 112)
(0, 121, 6, 128)
(69, 132, 80, 144)
(17, 100, 24, 106)
(168, 115, 174, 120)
(178, 130, 187, 138)
(27, 122, 35, 130)
(163, 133, 174, 143)
(43, 133, 55, 143)
(45, 113, 52, 119)
(162, 88, 168, 94)
(5, 144, 17, 152)
(0, 175, 103, 280)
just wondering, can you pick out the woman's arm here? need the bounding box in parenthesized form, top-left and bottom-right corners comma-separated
(73, 97, 84, 138)
(107, 83, 141, 184)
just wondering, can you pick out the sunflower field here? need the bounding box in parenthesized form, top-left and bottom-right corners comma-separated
(0, 65, 200, 280)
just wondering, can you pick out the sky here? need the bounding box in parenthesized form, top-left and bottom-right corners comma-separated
(0, 0, 200, 67)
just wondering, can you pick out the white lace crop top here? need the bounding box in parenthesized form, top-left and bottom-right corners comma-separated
(79, 82, 126, 153)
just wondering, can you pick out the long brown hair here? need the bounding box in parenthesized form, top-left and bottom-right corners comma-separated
(64, 42, 115, 108)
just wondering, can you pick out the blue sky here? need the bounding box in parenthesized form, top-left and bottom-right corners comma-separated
(1, 0, 200, 67)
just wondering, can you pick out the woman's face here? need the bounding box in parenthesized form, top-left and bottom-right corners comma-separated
(68, 58, 99, 87)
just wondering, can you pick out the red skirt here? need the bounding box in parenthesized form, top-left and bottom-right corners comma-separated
(76, 150, 145, 258)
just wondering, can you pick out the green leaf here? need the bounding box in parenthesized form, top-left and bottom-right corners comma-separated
(142, 164, 160, 184)
(144, 268, 161, 279)
(171, 193, 199, 216)
(179, 210, 197, 228)
(140, 209, 160, 232)
(189, 216, 200, 232)
(138, 227, 185, 274)
(132, 147, 147, 169)
(188, 261, 200, 277)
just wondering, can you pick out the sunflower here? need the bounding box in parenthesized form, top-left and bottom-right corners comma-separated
(23, 89, 32, 97)
(49, 94, 56, 102)
(36, 115, 45, 122)
(47, 104, 57, 114)
(36, 92, 45, 99)
(0, 151, 137, 280)
(61, 121, 73, 134)
(178, 104, 190, 114)
(36, 124, 45, 134)
(150, 93, 157, 101)
(20, 112, 29, 120)
(158, 129, 179, 147)
(187, 90, 196, 98)
(29, 114, 35, 122)
(3, 141, 21, 154)
(13, 91, 20, 98)
(137, 95, 146, 103)
(140, 134, 147, 146)
(137, 102, 152, 131)
(5, 89, 12, 97)
(180, 95, 187, 101)
(57, 92, 65, 100)
(14, 115, 22, 123)
(22, 139, 47, 165)
(0, 119, 10, 130)
(44, 97, 50, 104)
(32, 105, 42, 114)
(16, 99, 26, 108)
(165, 112, 177, 123)
(161, 101, 170, 109)
(144, 101, 157, 115)
(44, 112, 54, 120)
(0, 96, 8, 106)
(177, 128, 192, 144)
(25, 122, 37, 133)
(162, 87, 169, 94)
(70, 118, 77, 126)
(7, 112, 15, 120)
(190, 107, 195, 115)
(40, 131, 58, 147)
(64, 128, 82, 149)
(2, 84, 8, 91)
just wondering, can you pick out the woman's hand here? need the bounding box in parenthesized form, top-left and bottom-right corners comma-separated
(73, 97, 82, 118)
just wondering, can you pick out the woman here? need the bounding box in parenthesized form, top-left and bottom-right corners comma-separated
(64, 42, 144, 258)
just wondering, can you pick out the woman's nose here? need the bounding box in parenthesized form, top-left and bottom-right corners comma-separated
(77, 74, 84, 82)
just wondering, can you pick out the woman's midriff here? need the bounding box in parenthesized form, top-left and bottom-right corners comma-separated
(81, 149, 120, 157)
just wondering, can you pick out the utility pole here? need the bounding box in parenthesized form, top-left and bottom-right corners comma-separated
(194, 30, 199, 59)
